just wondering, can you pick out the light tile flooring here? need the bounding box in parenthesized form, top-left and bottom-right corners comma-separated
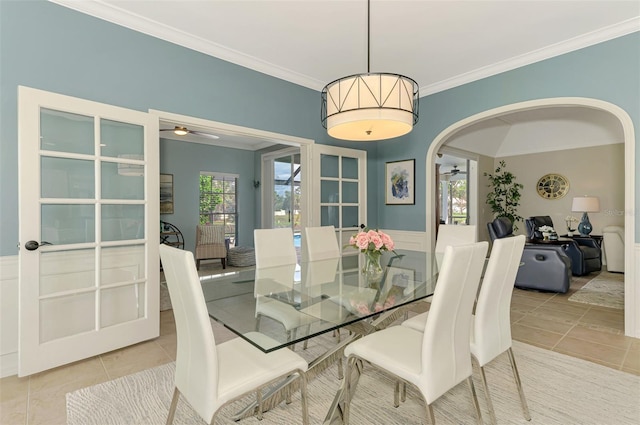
(1, 266, 638, 425)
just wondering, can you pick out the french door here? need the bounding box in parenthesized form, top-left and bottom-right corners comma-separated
(311, 145, 367, 259)
(18, 86, 159, 376)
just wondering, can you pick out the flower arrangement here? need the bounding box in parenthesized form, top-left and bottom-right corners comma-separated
(565, 215, 578, 232)
(538, 225, 557, 240)
(347, 227, 395, 279)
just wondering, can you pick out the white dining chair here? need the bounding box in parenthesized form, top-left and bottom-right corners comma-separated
(303, 225, 340, 261)
(254, 228, 313, 350)
(254, 227, 298, 267)
(402, 235, 530, 424)
(343, 242, 488, 425)
(159, 244, 309, 425)
(434, 224, 477, 269)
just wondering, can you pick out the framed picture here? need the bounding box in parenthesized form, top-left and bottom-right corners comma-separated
(385, 266, 415, 290)
(385, 159, 415, 205)
(160, 173, 174, 214)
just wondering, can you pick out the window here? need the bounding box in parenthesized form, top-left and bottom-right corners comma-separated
(199, 172, 237, 246)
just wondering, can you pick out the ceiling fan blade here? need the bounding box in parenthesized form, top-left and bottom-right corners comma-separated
(188, 130, 220, 139)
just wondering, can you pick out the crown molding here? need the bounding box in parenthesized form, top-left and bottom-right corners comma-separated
(50, 1, 639, 94)
(420, 18, 640, 96)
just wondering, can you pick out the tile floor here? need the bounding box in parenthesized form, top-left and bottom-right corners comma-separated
(1, 266, 637, 425)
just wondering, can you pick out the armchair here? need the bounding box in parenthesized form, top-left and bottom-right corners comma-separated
(195, 224, 227, 270)
(602, 225, 624, 273)
(525, 216, 601, 276)
(488, 217, 572, 293)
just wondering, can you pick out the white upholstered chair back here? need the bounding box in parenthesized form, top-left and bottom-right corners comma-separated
(434, 224, 477, 268)
(471, 235, 525, 366)
(159, 244, 219, 421)
(303, 225, 340, 261)
(254, 228, 297, 268)
(421, 241, 488, 403)
(602, 225, 624, 273)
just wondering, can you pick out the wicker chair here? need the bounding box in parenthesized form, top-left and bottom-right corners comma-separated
(195, 224, 227, 270)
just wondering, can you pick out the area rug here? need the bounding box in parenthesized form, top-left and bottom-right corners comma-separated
(568, 271, 625, 309)
(66, 338, 639, 425)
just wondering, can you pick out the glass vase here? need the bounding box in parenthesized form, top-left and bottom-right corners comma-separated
(362, 251, 383, 284)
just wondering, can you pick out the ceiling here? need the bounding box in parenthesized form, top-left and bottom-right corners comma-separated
(52, 0, 638, 154)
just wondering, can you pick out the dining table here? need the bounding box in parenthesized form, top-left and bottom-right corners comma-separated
(200, 249, 440, 424)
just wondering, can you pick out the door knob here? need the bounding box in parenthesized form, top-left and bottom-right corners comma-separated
(24, 240, 52, 251)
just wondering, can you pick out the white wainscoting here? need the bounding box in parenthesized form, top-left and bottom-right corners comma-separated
(0, 255, 19, 377)
(381, 229, 428, 251)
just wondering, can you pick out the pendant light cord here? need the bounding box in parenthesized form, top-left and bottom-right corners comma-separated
(367, 0, 370, 73)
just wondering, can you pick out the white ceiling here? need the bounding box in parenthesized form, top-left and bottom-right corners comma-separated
(52, 0, 638, 154)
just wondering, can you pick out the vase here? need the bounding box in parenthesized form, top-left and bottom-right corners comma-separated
(362, 251, 383, 284)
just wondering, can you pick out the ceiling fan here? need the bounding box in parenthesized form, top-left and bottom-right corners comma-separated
(442, 165, 467, 176)
(160, 125, 220, 139)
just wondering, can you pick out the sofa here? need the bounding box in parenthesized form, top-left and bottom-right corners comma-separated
(525, 216, 601, 276)
(602, 225, 624, 273)
(488, 217, 572, 293)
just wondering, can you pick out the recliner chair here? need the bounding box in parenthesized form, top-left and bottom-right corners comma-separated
(525, 216, 601, 276)
(488, 217, 572, 293)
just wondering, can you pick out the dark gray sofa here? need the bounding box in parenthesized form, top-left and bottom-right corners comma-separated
(488, 217, 572, 293)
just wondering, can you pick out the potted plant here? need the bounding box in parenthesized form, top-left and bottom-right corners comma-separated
(484, 160, 524, 231)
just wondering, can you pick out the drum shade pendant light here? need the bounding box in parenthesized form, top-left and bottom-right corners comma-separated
(321, 0, 419, 141)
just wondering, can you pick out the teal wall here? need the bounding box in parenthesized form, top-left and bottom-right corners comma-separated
(1, 0, 638, 256)
(376, 33, 639, 238)
(159, 139, 258, 252)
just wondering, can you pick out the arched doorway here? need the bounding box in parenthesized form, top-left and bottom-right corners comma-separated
(425, 97, 636, 337)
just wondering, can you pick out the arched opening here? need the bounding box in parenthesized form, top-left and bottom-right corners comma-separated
(425, 97, 636, 337)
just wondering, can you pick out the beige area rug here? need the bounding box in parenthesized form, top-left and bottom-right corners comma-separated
(66, 335, 639, 425)
(568, 271, 625, 309)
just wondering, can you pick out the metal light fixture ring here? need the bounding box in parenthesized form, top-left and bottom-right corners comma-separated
(321, 72, 419, 141)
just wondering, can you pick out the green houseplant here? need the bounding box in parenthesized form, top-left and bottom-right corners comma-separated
(484, 160, 524, 231)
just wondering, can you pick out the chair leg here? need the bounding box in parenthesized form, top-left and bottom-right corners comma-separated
(478, 365, 497, 425)
(166, 387, 180, 425)
(393, 379, 399, 404)
(507, 347, 531, 421)
(467, 376, 483, 425)
(299, 371, 310, 425)
(221, 258, 226, 269)
(196, 259, 200, 270)
(256, 388, 263, 420)
(426, 403, 436, 425)
(343, 357, 357, 424)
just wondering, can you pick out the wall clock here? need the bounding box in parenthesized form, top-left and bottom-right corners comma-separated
(536, 173, 569, 199)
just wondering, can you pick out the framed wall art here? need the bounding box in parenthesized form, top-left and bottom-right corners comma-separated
(160, 173, 174, 214)
(385, 159, 415, 205)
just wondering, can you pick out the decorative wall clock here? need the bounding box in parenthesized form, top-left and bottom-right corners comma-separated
(536, 173, 569, 199)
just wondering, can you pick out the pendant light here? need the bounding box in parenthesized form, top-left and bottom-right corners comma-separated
(321, 0, 419, 141)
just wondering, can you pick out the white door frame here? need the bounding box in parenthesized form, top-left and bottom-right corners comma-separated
(425, 97, 637, 337)
(148, 110, 314, 232)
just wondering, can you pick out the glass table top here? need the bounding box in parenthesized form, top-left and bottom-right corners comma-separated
(201, 249, 438, 352)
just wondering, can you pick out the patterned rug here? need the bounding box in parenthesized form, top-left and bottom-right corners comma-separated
(568, 271, 625, 309)
(66, 337, 640, 425)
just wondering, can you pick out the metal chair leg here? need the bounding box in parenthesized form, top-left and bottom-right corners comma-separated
(256, 388, 263, 420)
(394, 381, 400, 407)
(426, 403, 436, 425)
(299, 371, 310, 425)
(478, 365, 497, 425)
(467, 376, 483, 425)
(343, 357, 356, 424)
(166, 387, 180, 425)
(507, 347, 531, 421)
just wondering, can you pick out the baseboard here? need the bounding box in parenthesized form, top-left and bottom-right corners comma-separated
(0, 352, 18, 378)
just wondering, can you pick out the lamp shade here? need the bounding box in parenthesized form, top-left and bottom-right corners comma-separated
(571, 196, 600, 212)
(321, 73, 419, 141)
